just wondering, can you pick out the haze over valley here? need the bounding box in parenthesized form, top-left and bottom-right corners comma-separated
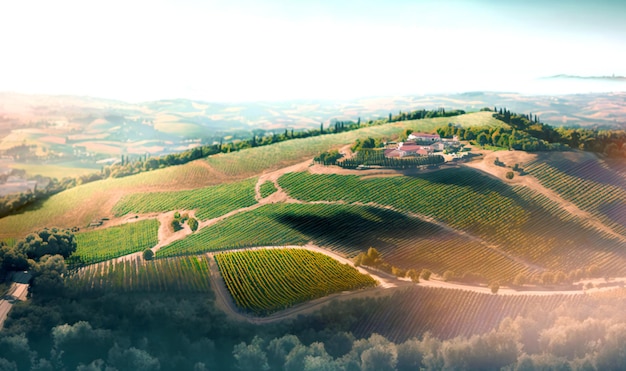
(1, 0, 626, 370)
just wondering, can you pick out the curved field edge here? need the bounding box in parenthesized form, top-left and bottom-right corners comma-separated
(69, 219, 159, 266)
(203, 111, 501, 177)
(259, 181, 278, 198)
(0, 112, 497, 239)
(65, 255, 211, 294)
(214, 248, 377, 316)
(156, 202, 531, 282)
(277, 170, 626, 275)
(0, 160, 242, 238)
(112, 177, 258, 220)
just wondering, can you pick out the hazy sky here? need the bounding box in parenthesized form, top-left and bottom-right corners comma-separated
(1, 0, 625, 102)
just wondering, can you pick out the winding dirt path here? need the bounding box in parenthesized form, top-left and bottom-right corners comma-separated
(465, 151, 626, 244)
(203, 244, 626, 324)
(205, 244, 410, 324)
(67, 153, 626, 325)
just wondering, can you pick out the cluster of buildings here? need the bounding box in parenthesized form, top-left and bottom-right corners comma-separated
(384, 133, 460, 158)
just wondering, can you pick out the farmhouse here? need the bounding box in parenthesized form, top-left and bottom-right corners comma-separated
(385, 141, 434, 158)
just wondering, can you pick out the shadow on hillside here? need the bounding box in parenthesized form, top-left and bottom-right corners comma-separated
(273, 206, 445, 253)
(405, 167, 514, 195)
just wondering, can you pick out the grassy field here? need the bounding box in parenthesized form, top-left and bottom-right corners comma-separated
(204, 112, 500, 177)
(69, 219, 159, 266)
(0, 112, 497, 239)
(215, 248, 376, 315)
(112, 177, 257, 220)
(66, 255, 211, 294)
(158, 203, 529, 281)
(0, 160, 234, 238)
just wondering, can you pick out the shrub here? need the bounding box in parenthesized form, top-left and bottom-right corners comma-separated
(188, 217, 199, 232)
(406, 269, 420, 283)
(505, 171, 514, 179)
(443, 270, 455, 282)
(142, 249, 154, 261)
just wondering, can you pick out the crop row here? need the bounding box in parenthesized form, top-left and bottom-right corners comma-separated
(68, 219, 159, 267)
(203, 114, 481, 178)
(259, 181, 278, 198)
(66, 255, 211, 294)
(159, 203, 529, 282)
(525, 161, 626, 237)
(214, 248, 377, 315)
(277, 170, 626, 276)
(349, 286, 589, 342)
(112, 177, 257, 220)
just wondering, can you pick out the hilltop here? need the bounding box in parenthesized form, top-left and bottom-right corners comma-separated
(2, 108, 626, 370)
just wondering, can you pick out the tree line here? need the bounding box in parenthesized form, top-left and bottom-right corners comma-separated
(490, 107, 626, 156)
(0, 108, 464, 219)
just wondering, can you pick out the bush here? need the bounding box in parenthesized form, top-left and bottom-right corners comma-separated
(143, 249, 154, 261)
(392, 266, 407, 278)
(188, 218, 199, 232)
(505, 171, 514, 179)
(490, 281, 500, 294)
(171, 219, 182, 232)
(443, 270, 455, 282)
(406, 269, 420, 283)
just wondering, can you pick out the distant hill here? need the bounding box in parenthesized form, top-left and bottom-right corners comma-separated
(0, 91, 625, 178)
(545, 74, 626, 81)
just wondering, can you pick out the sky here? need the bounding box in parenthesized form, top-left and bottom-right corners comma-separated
(1, 0, 625, 102)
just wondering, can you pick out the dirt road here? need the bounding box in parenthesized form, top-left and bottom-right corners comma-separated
(205, 244, 410, 324)
(465, 151, 626, 244)
(0, 282, 29, 330)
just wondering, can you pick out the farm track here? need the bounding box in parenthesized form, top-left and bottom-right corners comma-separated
(70, 154, 626, 323)
(465, 151, 626, 244)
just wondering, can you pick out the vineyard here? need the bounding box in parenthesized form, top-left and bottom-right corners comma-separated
(525, 158, 626, 237)
(0, 161, 230, 238)
(66, 255, 211, 294)
(277, 170, 626, 275)
(203, 113, 493, 178)
(214, 248, 377, 315)
(69, 219, 159, 266)
(158, 203, 529, 281)
(259, 181, 278, 198)
(112, 177, 257, 220)
(341, 286, 589, 342)
(333, 149, 445, 169)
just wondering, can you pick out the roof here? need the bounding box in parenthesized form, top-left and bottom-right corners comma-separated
(398, 145, 423, 152)
(384, 149, 401, 157)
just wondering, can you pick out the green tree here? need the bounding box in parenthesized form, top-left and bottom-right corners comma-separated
(188, 217, 199, 232)
(420, 269, 432, 281)
(406, 269, 420, 283)
(143, 249, 154, 261)
(490, 281, 500, 294)
(506, 171, 515, 180)
(477, 133, 489, 146)
(443, 270, 455, 282)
